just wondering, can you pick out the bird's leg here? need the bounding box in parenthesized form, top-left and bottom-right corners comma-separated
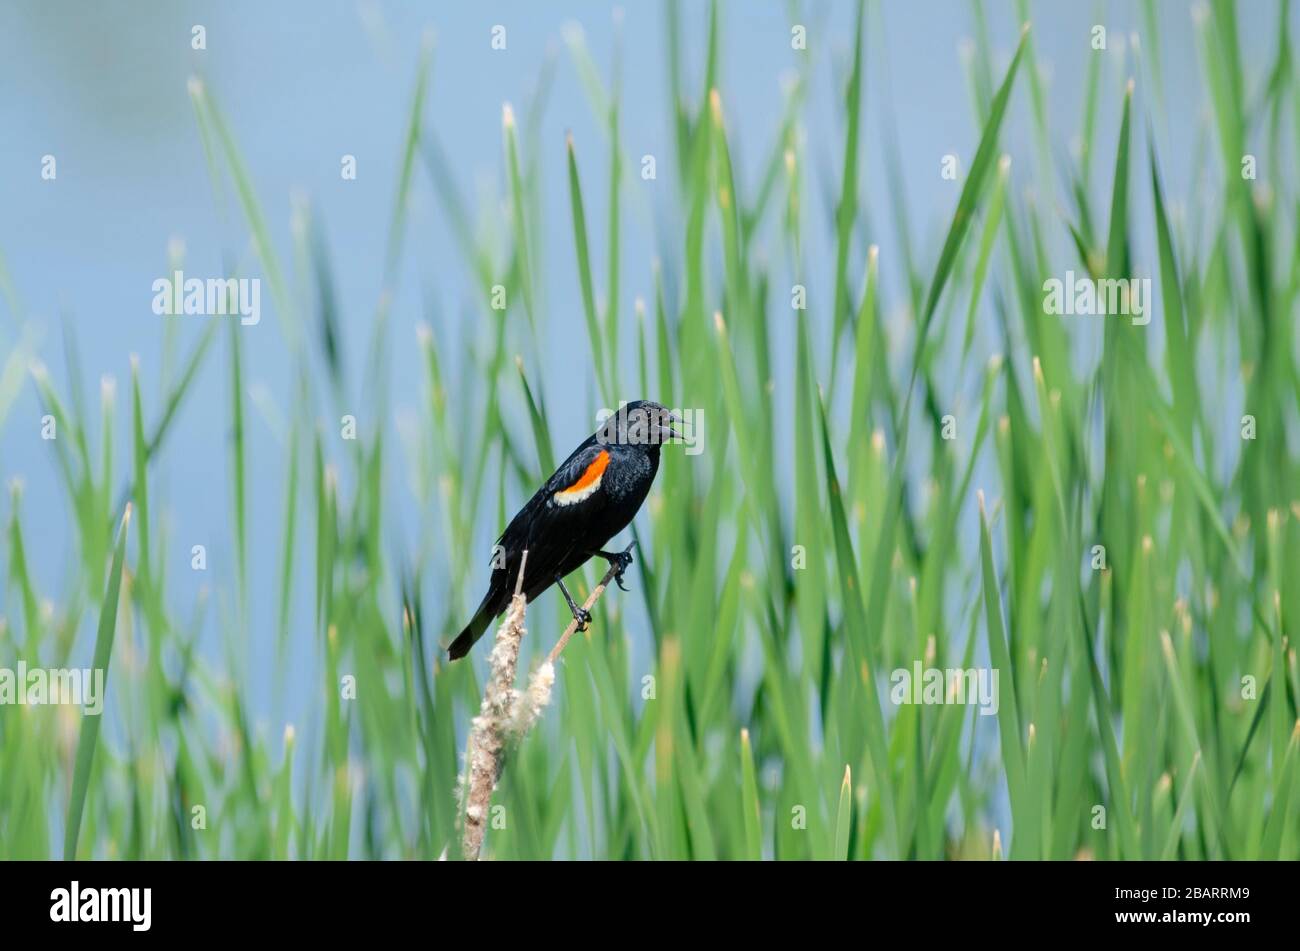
(595, 540, 637, 591)
(555, 576, 592, 630)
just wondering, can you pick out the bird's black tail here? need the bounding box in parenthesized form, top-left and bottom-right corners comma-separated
(447, 600, 496, 660)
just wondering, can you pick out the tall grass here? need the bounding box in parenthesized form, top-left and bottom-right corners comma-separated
(2, 0, 1298, 860)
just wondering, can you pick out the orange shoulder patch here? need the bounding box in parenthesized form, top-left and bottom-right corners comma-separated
(554, 450, 610, 504)
(564, 450, 610, 492)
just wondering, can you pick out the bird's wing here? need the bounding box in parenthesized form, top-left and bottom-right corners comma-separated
(486, 439, 601, 541)
(489, 441, 615, 578)
(543, 443, 614, 508)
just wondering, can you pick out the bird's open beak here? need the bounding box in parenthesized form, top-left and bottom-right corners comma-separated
(666, 411, 684, 442)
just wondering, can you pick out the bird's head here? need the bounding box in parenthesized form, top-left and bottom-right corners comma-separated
(596, 400, 682, 449)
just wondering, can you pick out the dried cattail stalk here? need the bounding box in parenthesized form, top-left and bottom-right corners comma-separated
(461, 553, 529, 860)
(459, 549, 627, 860)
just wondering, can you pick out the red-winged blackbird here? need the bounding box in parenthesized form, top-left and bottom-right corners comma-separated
(447, 400, 680, 659)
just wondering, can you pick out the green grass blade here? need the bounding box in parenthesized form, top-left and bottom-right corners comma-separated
(63, 504, 131, 860)
(566, 134, 608, 400)
(739, 728, 762, 860)
(834, 765, 853, 860)
(917, 25, 1029, 349)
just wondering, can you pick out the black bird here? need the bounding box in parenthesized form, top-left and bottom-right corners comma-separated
(447, 400, 680, 659)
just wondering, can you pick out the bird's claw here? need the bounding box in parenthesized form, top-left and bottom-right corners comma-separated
(574, 606, 593, 631)
(611, 548, 634, 591)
